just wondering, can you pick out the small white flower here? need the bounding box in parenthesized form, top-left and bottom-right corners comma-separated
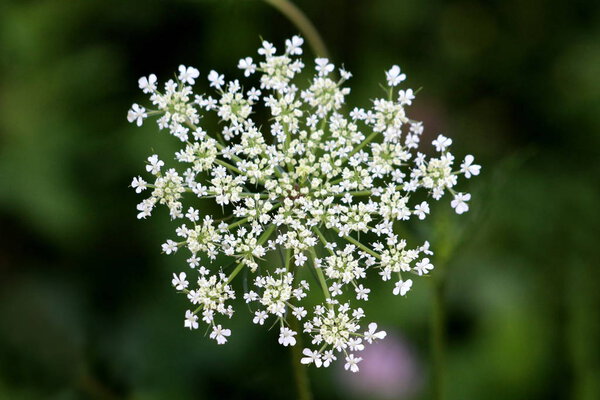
(172, 272, 188, 290)
(285, 35, 304, 55)
(292, 307, 307, 320)
(187, 255, 200, 269)
(330, 282, 343, 297)
(238, 57, 256, 76)
(386, 65, 406, 86)
(322, 350, 337, 367)
(414, 201, 430, 220)
(451, 192, 471, 214)
(138, 74, 157, 93)
(208, 70, 225, 89)
(364, 322, 387, 343)
(355, 284, 370, 301)
(258, 41, 276, 57)
(244, 291, 258, 303)
(210, 324, 231, 345)
(178, 65, 200, 85)
(278, 327, 297, 346)
(414, 258, 434, 276)
(315, 58, 334, 76)
(146, 154, 164, 174)
(131, 176, 147, 193)
(136, 200, 153, 219)
(253, 310, 268, 325)
(432, 134, 452, 152)
(162, 240, 178, 255)
(339, 68, 352, 80)
(247, 87, 261, 102)
(460, 155, 481, 178)
(295, 253, 308, 266)
(421, 241, 434, 255)
(300, 348, 322, 367)
(348, 338, 364, 352)
(393, 279, 413, 296)
(344, 354, 362, 373)
(185, 207, 199, 222)
(127, 104, 146, 126)
(398, 88, 414, 105)
(197, 266, 209, 275)
(184, 310, 198, 330)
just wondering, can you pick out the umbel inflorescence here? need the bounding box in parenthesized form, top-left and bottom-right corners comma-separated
(128, 36, 480, 373)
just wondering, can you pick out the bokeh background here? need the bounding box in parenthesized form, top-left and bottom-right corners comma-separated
(1, 0, 599, 399)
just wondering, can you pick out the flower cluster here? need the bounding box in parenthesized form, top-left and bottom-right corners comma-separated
(129, 36, 480, 372)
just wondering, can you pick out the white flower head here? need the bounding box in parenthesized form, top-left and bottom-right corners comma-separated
(129, 35, 480, 372)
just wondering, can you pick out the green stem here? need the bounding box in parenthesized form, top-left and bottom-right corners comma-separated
(227, 216, 252, 230)
(227, 223, 276, 285)
(262, 0, 330, 58)
(225, 261, 246, 285)
(332, 228, 381, 259)
(347, 130, 379, 158)
(227, 202, 282, 230)
(332, 189, 373, 197)
(289, 316, 312, 400)
(429, 209, 457, 400)
(312, 226, 334, 255)
(285, 247, 313, 400)
(431, 275, 446, 400)
(216, 159, 243, 175)
(309, 247, 330, 301)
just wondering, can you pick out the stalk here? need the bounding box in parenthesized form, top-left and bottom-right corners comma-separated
(285, 247, 313, 400)
(430, 213, 453, 400)
(262, 0, 329, 58)
(431, 275, 446, 400)
(289, 316, 312, 400)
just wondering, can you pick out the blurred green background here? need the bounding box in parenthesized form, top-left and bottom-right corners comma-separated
(0, 0, 599, 399)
